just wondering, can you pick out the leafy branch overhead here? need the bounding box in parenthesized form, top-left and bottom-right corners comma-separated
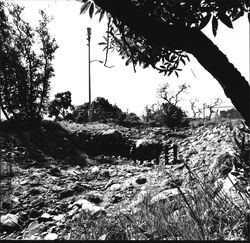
(79, 0, 250, 77)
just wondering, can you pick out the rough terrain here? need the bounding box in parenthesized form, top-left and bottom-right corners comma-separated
(0, 121, 249, 240)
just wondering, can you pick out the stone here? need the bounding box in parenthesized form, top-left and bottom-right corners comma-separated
(109, 183, 121, 191)
(150, 188, 180, 205)
(12, 197, 20, 206)
(18, 211, 29, 223)
(91, 166, 100, 174)
(150, 192, 168, 204)
(22, 220, 40, 239)
(39, 213, 52, 222)
(99, 234, 108, 240)
(130, 138, 163, 164)
(49, 167, 61, 176)
(130, 190, 148, 208)
(246, 185, 250, 193)
(68, 205, 79, 217)
(135, 176, 147, 185)
(29, 209, 41, 219)
(86, 192, 103, 204)
(53, 214, 65, 221)
(73, 198, 106, 216)
(44, 233, 58, 240)
(1, 201, 12, 210)
(0, 213, 19, 232)
(29, 186, 47, 196)
(59, 188, 74, 199)
(100, 169, 110, 178)
(111, 195, 123, 204)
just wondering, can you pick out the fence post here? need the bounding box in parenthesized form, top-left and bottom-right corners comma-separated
(203, 103, 206, 127)
(173, 144, 178, 164)
(164, 144, 169, 165)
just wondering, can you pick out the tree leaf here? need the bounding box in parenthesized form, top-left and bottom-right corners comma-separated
(89, 2, 94, 19)
(99, 10, 106, 22)
(98, 42, 106, 45)
(212, 16, 218, 36)
(80, 1, 91, 14)
(95, 8, 101, 15)
(185, 54, 190, 62)
(218, 13, 233, 28)
(199, 13, 211, 29)
(232, 9, 244, 21)
(125, 59, 131, 66)
(167, 69, 173, 76)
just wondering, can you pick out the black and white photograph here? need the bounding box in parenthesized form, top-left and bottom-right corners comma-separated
(0, 0, 249, 240)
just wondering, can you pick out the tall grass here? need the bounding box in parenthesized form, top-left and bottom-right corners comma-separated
(68, 120, 249, 240)
(68, 160, 249, 240)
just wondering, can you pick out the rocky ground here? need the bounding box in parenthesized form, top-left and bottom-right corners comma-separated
(0, 120, 249, 240)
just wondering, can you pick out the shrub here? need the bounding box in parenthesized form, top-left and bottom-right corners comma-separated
(118, 112, 142, 127)
(159, 103, 186, 128)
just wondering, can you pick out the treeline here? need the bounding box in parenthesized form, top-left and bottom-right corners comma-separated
(48, 92, 142, 127)
(48, 90, 188, 129)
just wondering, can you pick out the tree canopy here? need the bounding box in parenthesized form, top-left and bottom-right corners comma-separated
(79, 0, 250, 125)
(0, 1, 58, 121)
(48, 91, 74, 121)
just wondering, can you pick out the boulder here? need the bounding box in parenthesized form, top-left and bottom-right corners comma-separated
(72, 198, 106, 217)
(135, 176, 147, 185)
(22, 220, 41, 240)
(93, 129, 124, 156)
(130, 138, 163, 165)
(0, 213, 19, 233)
(44, 233, 58, 240)
(150, 188, 180, 205)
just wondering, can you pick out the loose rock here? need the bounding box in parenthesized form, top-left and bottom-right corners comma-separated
(44, 232, 58, 240)
(0, 214, 19, 233)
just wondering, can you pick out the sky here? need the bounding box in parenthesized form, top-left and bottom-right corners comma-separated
(8, 0, 250, 117)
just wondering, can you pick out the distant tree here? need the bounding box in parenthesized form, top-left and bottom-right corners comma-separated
(80, 0, 250, 125)
(156, 83, 188, 127)
(160, 102, 187, 128)
(190, 98, 202, 118)
(73, 103, 89, 123)
(91, 97, 123, 122)
(48, 91, 75, 121)
(143, 103, 162, 125)
(72, 97, 124, 123)
(118, 112, 141, 127)
(0, 2, 58, 121)
(143, 101, 186, 128)
(205, 98, 222, 120)
(157, 83, 189, 106)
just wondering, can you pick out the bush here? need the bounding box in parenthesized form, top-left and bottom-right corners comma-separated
(117, 112, 142, 128)
(72, 97, 125, 124)
(160, 103, 187, 128)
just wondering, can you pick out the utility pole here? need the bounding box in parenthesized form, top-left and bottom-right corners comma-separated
(87, 27, 92, 122)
